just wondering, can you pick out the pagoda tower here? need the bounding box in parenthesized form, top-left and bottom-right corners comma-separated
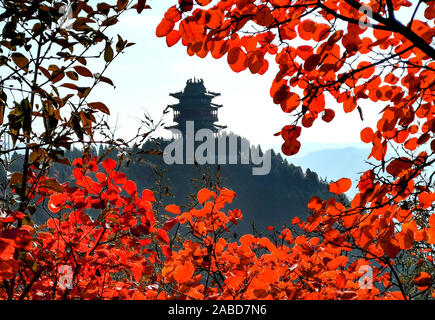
(166, 78, 226, 138)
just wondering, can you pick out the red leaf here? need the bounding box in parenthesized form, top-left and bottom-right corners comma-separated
(343, 96, 357, 113)
(227, 47, 247, 72)
(123, 180, 137, 197)
(142, 189, 156, 202)
(197, 188, 216, 204)
(166, 30, 181, 47)
(386, 158, 412, 177)
(0, 240, 15, 260)
(195, 0, 211, 5)
(157, 229, 170, 244)
(161, 245, 172, 258)
(360, 127, 374, 143)
(156, 18, 175, 37)
(163, 218, 178, 231)
(102, 158, 117, 174)
(281, 139, 301, 156)
(329, 178, 352, 194)
(296, 45, 313, 60)
(174, 261, 194, 283)
(281, 92, 300, 113)
(48, 193, 68, 213)
(113, 172, 127, 185)
(335, 272, 346, 289)
(0, 259, 19, 279)
(131, 262, 143, 282)
(304, 54, 321, 72)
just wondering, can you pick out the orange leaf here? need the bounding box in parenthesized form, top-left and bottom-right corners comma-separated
(296, 45, 313, 60)
(281, 92, 300, 113)
(174, 261, 194, 283)
(197, 188, 216, 204)
(404, 137, 419, 151)
(227, 46, 247, 72)
(360, 127, 374, 143)
(131, 261, 143, 282)
(166, 30, 181, 47)
(329, 178, 352, 194)
(156, 18, 175, 37)
(195, 0, 211, 5)
(292, 217, 300, 224)
(165, 204, 181, 214)
(343, 96, 357, 113)
(335, 272, 346, 289)
(298, 19, 316, 40)
(419, 192, 434, 210)
(357, 61, 375, 79)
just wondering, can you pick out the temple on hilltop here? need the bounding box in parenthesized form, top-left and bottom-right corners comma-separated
(166, 78, 226, 138)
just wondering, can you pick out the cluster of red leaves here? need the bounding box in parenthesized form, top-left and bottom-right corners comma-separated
(157, 0, 434, 160)
(0, 156, 173, 299)
(153, 184, 435, 300)
(0, 158, 434, 299)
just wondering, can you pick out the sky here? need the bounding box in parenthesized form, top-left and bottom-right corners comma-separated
(89, 0, 386, 157)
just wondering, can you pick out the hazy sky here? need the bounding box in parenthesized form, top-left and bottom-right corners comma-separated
(90, 0, 385, 156)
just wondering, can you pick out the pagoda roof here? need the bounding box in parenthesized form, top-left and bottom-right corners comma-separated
(169, 78, 220, 100)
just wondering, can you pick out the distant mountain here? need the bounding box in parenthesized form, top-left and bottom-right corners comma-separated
(291, 147, 372, 198)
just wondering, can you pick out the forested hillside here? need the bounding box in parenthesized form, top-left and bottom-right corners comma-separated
(7, 133, 339, 234)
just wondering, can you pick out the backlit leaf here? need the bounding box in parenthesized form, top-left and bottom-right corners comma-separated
(329, 178, 352, 194)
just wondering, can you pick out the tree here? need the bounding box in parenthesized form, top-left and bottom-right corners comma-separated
(0, 0, 156, 299)
(155, 0, 435, 299)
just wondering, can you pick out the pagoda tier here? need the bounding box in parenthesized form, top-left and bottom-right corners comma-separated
(166, 78, 227, 135)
